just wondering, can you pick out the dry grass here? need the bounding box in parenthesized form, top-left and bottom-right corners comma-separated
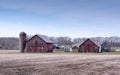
(0, 50, 120, 75)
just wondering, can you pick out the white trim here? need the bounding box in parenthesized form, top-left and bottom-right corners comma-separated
(99, 46, 102, 53)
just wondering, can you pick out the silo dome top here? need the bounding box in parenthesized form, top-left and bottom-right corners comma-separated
(20, 32, 26, 35)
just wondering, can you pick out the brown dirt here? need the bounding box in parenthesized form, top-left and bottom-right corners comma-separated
(0, 51, 120, 75)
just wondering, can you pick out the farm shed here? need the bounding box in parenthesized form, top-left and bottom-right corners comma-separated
(53, 44, 60, 49)
(101, 42, 111, 52)
(0, 44, 2, 49)
(72, 43, 80, 52)
(60, 45, 72, 52)
(72, 38, 101, 53)
(19, 32, 54, 53)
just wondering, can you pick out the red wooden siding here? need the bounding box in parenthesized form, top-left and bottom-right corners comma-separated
(79, 39, 99, 52)
(47, 43, 54, 52)
(25, 35, 53, 52)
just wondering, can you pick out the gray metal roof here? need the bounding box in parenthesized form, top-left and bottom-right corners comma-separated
(72, 43, 80, 48)
(38, 35, 53, 43)
(72, 40, 84, 48)
(90, 39, 101, 47)
(27, 35, 53, 43)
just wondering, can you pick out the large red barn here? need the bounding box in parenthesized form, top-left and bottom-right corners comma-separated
(19, 32, 54, 53)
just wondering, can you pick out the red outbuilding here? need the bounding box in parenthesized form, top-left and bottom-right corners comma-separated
(72, 38, 101, 53)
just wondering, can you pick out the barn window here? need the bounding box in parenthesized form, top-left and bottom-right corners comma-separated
(35, 41, 38, 44)
(87, 45, 90, 48)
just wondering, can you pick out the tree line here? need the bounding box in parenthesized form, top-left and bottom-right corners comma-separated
(0, 37, 19, 50)
(50, 36, 120, 47)
(0, 36, 120, 50)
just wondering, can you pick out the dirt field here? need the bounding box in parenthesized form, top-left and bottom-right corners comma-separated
(0, 50, 120, 75)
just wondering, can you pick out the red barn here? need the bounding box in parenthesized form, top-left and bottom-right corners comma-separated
(25, 35, 54, 52)
(72, 38, 101, 53)
(19, 32, 54, 53)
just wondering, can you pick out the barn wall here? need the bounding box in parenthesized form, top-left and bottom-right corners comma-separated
(47, 43, 54, 52)
(79, 39, 99, 52)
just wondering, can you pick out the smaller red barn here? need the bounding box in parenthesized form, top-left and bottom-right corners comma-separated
(79, 38, 101, 52)
(72, 38, 101, 53)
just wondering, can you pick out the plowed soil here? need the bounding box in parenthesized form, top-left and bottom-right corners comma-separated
(0, 51, 120, 75)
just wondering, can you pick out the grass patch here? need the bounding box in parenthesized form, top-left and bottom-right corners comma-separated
(0, 50, 120, 55)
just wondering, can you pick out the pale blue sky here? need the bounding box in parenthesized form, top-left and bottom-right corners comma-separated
(0, 0, 120, 38)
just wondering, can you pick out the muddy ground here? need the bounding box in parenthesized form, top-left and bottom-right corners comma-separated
(0, 51, 120, 75)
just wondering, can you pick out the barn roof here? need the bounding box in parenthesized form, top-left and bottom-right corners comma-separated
(27, 35, 53, 43)
(38, 35, 53, 43)
(89, 39, 101, 47)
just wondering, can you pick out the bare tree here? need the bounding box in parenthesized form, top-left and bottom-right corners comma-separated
(56, 37, 73, 46)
